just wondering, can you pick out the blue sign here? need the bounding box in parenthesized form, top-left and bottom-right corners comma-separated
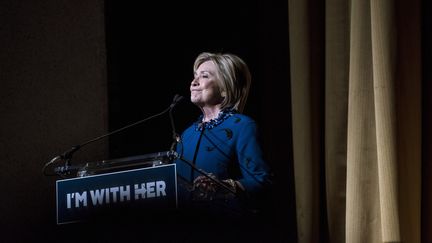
(56, 164, 177, 224)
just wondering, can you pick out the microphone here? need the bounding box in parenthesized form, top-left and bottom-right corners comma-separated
(42, 94, 185, 176)
(170, 94, 184, 109)
(60, 145, 81, 160)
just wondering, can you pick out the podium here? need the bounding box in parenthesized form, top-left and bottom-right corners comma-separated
(56, 152, 178, 224)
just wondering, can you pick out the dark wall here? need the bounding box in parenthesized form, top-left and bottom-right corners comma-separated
(0, 0, 108, 241)
(422, 0, 432, 241)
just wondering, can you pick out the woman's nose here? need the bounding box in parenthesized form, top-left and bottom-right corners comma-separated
(191, 78, 199, 86)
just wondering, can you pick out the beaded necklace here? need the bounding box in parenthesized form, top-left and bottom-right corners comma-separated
(194, 108, 237, 131)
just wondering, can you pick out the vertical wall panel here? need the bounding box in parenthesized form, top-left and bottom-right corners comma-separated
(0, 1, 107, 241)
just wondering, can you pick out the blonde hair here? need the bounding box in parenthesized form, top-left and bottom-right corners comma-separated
(193, 52, 251, 113)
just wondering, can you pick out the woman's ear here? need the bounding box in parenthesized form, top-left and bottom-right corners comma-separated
(221, 91, 226, 98)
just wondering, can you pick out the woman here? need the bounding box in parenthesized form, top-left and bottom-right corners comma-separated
(175, 52, 271, 217)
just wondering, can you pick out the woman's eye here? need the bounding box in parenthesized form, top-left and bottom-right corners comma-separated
(194, 72, 210, 79)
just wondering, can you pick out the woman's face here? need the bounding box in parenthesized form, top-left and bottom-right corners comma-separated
(190, 60, 223, 108)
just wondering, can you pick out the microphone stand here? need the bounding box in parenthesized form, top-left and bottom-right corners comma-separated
(42, 94, 184, 177)
(169, 96, 183, 151)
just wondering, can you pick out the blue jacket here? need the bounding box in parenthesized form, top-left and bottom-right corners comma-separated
(175, 112, 271, 214)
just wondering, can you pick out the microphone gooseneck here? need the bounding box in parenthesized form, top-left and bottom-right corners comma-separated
(169, 94, 184, 151)
(43, 94, 184, 177)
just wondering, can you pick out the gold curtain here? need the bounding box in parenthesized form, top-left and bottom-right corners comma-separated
(288, 0, 422, 242)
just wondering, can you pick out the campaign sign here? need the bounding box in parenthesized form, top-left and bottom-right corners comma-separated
(56, 164, 177, 224)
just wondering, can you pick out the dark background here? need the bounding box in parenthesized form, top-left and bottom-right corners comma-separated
(0, 0, 295, 242)
(105, 1, 296, 241)
(106, 0, 267, 158)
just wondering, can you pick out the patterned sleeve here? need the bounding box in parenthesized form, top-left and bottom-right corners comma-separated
(235, 121, 271, 194)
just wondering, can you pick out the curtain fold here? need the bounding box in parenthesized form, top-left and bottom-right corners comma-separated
(394, 1, 422, 242)
(345, 0, 382, 242)
(324, 0, 349, 242)
(370, 0, 400, 241)
(288, 0, 319, 242)
(288, 0, 422, 242)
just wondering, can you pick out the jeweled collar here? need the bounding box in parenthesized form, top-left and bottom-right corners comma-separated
(195, 108, 237, 131)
